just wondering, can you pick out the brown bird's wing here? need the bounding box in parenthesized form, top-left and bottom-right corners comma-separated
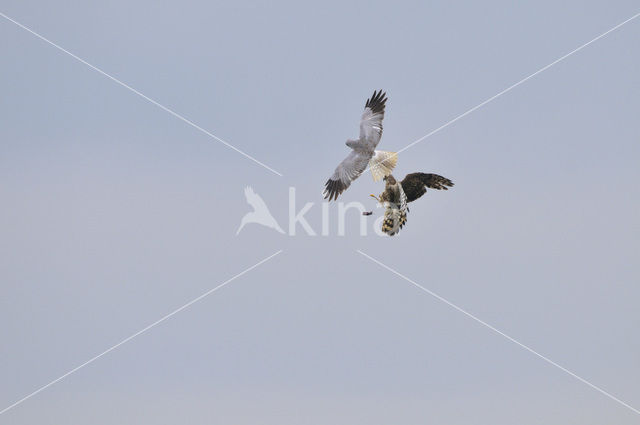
(400, 173, 454, 203)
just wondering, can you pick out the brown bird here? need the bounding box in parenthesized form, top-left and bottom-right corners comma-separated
(371, 172, 454, 236)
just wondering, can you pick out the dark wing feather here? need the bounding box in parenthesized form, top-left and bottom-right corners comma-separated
(323, 150, 370, 201)
(323, 179, 347, 201)
(365, 90, 387, 114)
(401, 173, 454, 203)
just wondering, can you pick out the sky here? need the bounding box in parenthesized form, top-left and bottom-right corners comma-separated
(1, 0, 639, 423)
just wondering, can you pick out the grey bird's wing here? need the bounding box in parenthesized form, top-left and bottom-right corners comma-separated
(358, 90, 387, 150)
(323, 150, 371, 201)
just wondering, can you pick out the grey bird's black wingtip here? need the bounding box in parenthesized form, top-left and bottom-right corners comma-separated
(323, 179, 347, 201)
(365, 89, 387, 114)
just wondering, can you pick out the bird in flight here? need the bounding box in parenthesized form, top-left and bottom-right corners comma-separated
(375, 174, 408, 236)
(371, 173, 454, 236)
(236, 186, 284, 235)
(323, 90, 397, 201)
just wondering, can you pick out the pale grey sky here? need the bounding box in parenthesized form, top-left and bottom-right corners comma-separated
(1, 0, 639, 424)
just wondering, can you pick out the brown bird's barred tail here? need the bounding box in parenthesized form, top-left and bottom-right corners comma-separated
(381, 216, 397, 236)
(381, 207, 407, 236)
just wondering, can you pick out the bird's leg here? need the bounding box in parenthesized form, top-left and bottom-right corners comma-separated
(366, 194, 382, 214)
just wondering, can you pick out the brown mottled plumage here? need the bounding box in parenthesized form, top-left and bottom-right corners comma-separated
(377, 175, 408, 236)
(401, 173, 454, 202)
(373, 172, 454, 236)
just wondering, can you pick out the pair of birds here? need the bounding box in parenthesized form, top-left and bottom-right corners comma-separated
(323, 90, 453, 236)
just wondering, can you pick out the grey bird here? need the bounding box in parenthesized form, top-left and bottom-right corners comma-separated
(323, 90, 397, 201)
